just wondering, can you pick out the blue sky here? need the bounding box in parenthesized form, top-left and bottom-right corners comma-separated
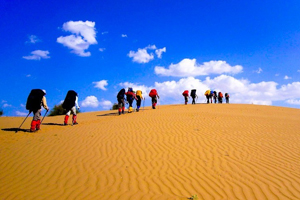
(1, 0, 300, 116)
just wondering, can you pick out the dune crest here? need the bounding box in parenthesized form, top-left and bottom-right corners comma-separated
(1, 104, 300, 199)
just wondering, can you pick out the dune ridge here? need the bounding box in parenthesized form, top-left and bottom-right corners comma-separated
(1, 104, 300, 200)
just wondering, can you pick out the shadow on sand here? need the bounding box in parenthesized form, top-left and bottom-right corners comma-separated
(1, 128, 29, 133)
(97, 112, 118, 117)
(42, 123, 65, 126)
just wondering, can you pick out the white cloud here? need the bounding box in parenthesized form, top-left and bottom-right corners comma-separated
(3, 103, 12, 108)
(99, 48, 106, 52)
(99, 99, 113, 109)
(121, 34, 127, 37)
(93, 80, 108, 90)
(57, 20, 97, 57)
(155, 59, 243, 77)
(119, 75, 300, 106)
(128, 48, 154, 63)
(297, 70, 300, 73)
(155, 47, 166, 58)
(128, 45, 166, 63)
(23, 50, 50, 60)
(26, 74, 31, 77)
(286, 99, 300, 105)
(284, 75, 292, 80)
(16, 111, 28, 116)
(26, 35, 40, 44)
(254, 67, 263, 74)
(81, 96, 99, 108)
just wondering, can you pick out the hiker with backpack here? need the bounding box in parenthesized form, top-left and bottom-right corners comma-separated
(190, 89, 197, 104)
(149, 89, 159, 109)
(117, 88, 126, 115)
(213, 91, 217, 103)
(26, 89, 49, 132)
(182, 90, 189, 105)
(125, 87, 137, 113)
(62, 90, 80, 125)
(204, 90, 212, 104)
(218, 92, 223, 103)
(135, 90, 144, 112)
(225, 93, 230, 103)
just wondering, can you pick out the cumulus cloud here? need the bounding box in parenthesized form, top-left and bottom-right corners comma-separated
(26, 35, 40, 44)
(99, 99, 113, 109)
(284, 75, 292, 80)
(286, 99, 300, 105)
(155, 59, 243, 77)
(254, 67, 263, 74)
(81, 96, 99, 108)
(16, 111, 28, 116)
(23, 50, 50, 60)
(119, 75, 300, 106)
(93, 80, 108, 90)
(121, 34, 127, 37)
(128, 45, 166, 63)
(155, 47, 166, 58)
(57, 20, 97, 57)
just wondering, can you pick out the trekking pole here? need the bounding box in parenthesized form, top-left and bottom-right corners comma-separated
(15, 111, 31, 133)
(143, 98, 145, 111)
(40, 110, 48, 124)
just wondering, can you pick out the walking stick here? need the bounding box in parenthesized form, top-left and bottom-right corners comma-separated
(143, 98, 145, 111)
(40, 110, 48, 124)
(15, 111, 31, 133)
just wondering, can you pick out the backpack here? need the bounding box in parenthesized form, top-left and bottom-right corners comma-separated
(128, 87, 133, 92)
(219, 92, 223, 98)
(225, 93, 229, 98)
(210, 90, 214, 95)
(204, 90, 210, 96)
(62, 90, 77, 110)
(191, 89, 196, 98)
(182, 90, 189, 97)
(26, 89, 45, 111)
(117, 88, 125, 99)
(149, 89, 157, 97)
(136, 90, 142, 97)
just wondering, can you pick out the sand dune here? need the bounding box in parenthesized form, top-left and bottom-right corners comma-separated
(1, 104, 300, 200)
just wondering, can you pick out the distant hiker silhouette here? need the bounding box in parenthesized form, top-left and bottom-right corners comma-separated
(204, 90, 212, 104)
(135, 90, 144, 112)
(218, 92, 223, 103)
(182, 90, 189, 105)
(62, 90, 80, 125)
(190, 89, 197, 104)
(117, 88, 126, 115)
(149, 89, 159, 109)
(225, 93, 230, 103)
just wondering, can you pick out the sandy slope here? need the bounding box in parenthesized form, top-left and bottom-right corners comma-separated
(0, 104, 300, 200)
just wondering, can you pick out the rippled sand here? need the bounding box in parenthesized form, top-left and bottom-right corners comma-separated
(1, 104, 300, 200)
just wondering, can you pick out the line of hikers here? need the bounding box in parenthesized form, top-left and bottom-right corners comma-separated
(23, 88, 229, 132)
(182, 89, 230, 104)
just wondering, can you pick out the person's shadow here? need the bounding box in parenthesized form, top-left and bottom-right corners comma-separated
(1, 128, 29, 132)
(42, 123, 65, 126)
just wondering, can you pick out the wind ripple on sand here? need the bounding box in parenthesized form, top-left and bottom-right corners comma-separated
(1, 104, 300, 199)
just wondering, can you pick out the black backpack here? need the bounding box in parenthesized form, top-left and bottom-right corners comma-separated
(191, 89, 196, 98)
(117, 88, 125, 99)
(62, 90, 77, 110)
(26, 89, 45, 111)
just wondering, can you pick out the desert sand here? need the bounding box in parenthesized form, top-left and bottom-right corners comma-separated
(1, 104, 300, 200)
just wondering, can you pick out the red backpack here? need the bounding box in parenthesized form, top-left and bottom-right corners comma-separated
(149, 89, 157, 97)
(182, 90, 189, 97)
(219, 92, 223, 98)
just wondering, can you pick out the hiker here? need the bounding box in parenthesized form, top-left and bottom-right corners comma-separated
(62, 90, 80, 125)
(225, 93, 230, 103)
(149, 89, 159, 109)
(213, 91, 217, 103)
(117, 88, 126, 115)
(218, 92, 223, 103)
(204, 90, 212, 104)
(190, 89, 197, 104)
(26, 89, 49, 132)
(125, 87, 137, 113)
(182, 90, 189, 105)
(135, 90, 144, 112)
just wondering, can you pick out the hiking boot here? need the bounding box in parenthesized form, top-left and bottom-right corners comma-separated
(136, 109, 139, 112)
(63, 123, 68, 126)
(73, 122, 78, 125)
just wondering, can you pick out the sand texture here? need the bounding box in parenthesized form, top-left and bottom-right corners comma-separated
(1, 104, 300, 200)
